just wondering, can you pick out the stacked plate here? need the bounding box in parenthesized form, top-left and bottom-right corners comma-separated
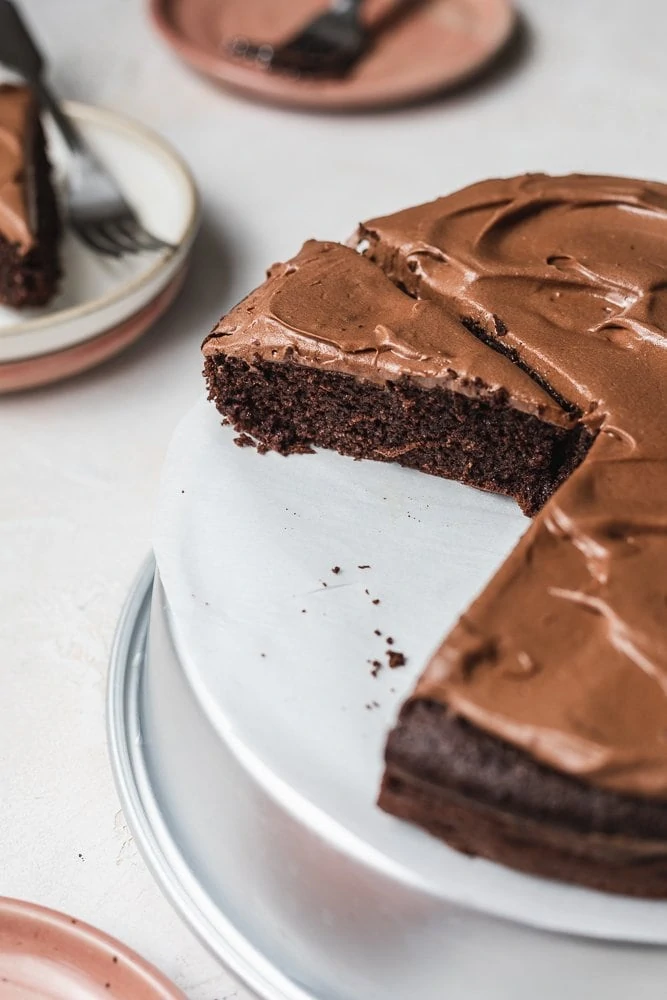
(0, 101, 199, 393)
(0, 896, 184, 999)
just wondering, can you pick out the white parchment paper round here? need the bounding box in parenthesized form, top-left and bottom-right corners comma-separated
(153, 399, 667, 944)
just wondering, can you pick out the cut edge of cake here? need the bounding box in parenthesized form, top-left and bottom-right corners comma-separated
(203, 240, 593, 518)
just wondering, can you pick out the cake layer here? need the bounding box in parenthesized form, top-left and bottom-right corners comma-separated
(382, 702, 667, 898)
(0, 84, 61, 308)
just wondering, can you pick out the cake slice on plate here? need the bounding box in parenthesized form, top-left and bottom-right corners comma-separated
(0, 83, 61, 308)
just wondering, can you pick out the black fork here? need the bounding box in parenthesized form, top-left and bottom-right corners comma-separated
(230, 0, 367, 78)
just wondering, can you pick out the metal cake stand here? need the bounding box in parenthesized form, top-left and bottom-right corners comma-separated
(107, 557, 667, 1000)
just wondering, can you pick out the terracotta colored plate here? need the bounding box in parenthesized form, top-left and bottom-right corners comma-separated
(0, 266, 187, 394)
(149, 0, 515, 111)
(0, 896, 184, 999)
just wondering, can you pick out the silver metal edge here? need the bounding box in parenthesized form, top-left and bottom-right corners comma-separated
(106, 556, 317, 1000)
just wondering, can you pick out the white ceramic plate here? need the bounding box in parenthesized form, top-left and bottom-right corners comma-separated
(0, 101, 199, 364)
(152, 400, 667, 948)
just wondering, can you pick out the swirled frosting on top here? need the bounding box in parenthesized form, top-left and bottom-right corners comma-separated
(360, 174, 667, 798)
(0, 85, 36, 252)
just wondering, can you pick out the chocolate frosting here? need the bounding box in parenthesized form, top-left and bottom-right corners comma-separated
(204, 240, 572, 426)
(360, 174, 667, 799)
(0, 85, 37, 252)
(205, 173, 667, 800)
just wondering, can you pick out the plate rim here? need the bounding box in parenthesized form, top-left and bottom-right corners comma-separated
(148, 0, 517, 112)
(0, 99, 200, 341)
(0, 893, 186, 999)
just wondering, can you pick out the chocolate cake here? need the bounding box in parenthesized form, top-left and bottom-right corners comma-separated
(0, 84, 61, 308)
(204, 173, 667, 897)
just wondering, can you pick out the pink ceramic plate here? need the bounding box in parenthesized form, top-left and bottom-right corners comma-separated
(0, 896, 184, 999)
(150, 0, 515, 111)
(0, 266, 187, 394)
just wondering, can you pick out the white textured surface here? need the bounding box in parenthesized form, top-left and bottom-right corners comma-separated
(2, 1, 667, 997)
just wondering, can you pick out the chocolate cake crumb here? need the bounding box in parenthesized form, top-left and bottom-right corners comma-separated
(234, 433, 255, 448)
(372, 598, 380, 605)
(374, 629, 382, 636)
(332, 566, 341, 574)
(386, 637, 394, 645)
(371, 659, 382, 677)
(359, 564, 371, 569)
(387, 650, 406, 668)
(493, 313, 508, 337)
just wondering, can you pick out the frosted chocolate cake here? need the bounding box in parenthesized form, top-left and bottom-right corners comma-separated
(204, 174, 667, 896)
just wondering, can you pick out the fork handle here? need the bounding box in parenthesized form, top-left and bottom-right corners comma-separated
(0, 0, 83, 153)
(34, 78, 84, 154)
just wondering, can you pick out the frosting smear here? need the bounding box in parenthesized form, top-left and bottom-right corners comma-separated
(0, 85, 37, 253)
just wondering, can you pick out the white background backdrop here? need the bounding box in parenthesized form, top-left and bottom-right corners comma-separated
(2, 1, 667, 996)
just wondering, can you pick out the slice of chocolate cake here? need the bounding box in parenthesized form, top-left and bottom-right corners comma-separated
(204, 174, 667, 897)
(204, 240, 591, 518)
(0, 84, 61, 308)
